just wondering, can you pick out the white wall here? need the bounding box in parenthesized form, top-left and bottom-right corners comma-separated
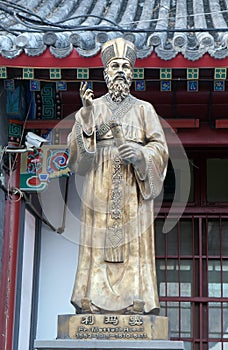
(36, 175, 82, 340)
(18, 210, 36, 350)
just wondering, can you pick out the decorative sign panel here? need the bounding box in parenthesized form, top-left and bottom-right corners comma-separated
(214, 80, 225, 91)
(187, 80, 198, 92)
(135, 80, 146, 91)
(30, 80, 40, 91)
(23, 68, 34, 80)
(214, 68, 227, 80)
(77, 68, 89, 80)
(133, 68, 144, 80)
(49, 68, 61, 79)
(56, 81, 67, 91)
(160, 80, 171, 91)
(0, 67, 7, 78)
(187, 68, 199, 80)
(160, 68, 172, 80)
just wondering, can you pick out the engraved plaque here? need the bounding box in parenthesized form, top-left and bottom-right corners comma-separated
(57, 314, 168, 341)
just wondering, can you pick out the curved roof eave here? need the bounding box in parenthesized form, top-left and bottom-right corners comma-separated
(0, 0, 228, 66)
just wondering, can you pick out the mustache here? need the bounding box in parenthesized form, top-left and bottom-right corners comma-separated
(113, 72, 127, 82)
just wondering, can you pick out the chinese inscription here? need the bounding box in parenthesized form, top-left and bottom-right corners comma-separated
(74, 314, 147, 340)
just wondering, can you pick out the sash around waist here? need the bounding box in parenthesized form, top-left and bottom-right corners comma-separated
(96, 139, 144, 148)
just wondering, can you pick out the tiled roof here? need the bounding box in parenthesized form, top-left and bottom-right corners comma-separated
(0, 0, 228, 61)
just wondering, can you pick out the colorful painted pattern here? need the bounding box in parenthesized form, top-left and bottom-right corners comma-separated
(20, 145, 70, 192)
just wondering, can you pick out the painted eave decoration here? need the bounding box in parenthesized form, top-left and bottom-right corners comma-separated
(0, 0, 228, 62)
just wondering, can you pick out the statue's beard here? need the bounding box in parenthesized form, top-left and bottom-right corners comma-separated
(104, 72, 132, 103)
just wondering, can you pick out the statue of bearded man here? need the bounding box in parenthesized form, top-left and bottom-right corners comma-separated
(67, 38, 169, 315)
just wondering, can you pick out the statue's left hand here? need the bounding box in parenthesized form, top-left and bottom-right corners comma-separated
(118, 143, 143, 165)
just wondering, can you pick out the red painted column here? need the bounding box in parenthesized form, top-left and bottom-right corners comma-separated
(0, 157, 21, 350)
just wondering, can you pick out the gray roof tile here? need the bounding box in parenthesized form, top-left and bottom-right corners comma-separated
(0, 0, 228, 60)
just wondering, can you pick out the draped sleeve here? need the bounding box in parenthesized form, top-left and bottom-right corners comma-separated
(133, 102, 169, 200)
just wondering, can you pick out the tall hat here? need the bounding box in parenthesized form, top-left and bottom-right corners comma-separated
(101, 37, 136, 67)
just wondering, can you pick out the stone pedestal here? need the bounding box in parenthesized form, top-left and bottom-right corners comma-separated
(34, 339, 185, 350)
(57, 314, 168, 341)
(34, 314, 185, 349)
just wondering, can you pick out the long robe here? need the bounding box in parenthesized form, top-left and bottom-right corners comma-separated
(67, 93, 168, 314)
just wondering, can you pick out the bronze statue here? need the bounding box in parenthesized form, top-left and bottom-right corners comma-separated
(67, 38, 168, 315)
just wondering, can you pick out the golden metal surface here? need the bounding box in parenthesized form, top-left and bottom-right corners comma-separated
(67, 38, 169, 316)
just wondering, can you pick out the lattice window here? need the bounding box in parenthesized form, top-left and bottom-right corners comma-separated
(155, 216, 228, 350)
